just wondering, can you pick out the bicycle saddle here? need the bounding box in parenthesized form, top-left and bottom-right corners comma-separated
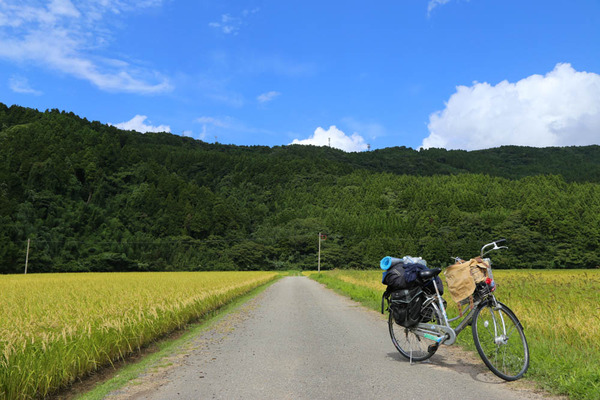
(418, 268, 441, 281)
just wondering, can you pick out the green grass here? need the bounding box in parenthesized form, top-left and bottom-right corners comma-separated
(310, 269, 600, 400)
(309, 272, 385, 312)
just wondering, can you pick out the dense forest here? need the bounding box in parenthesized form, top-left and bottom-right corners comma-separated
(1, 102, 599, 273)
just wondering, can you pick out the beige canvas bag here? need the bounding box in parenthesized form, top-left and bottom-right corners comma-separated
(444, 260, 475, 304)
(444, 258, 490, 304)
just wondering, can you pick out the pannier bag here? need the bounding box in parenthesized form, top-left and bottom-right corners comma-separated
(382, 262, 409, 290)
(381, 256, 444, 294)
(380, 255, 443, 321)
(443, 258, 489, 304)
(389, 287, 424, 328)
(380, 255, 428, 289)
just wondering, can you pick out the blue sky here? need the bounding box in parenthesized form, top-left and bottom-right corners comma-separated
(1, 0, 599, 151)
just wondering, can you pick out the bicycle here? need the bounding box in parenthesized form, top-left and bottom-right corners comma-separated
(384, 239, 530, 381)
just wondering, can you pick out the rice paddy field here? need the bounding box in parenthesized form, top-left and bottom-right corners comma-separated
(0, 271, 278, 399)
(311, 269, 600, 400)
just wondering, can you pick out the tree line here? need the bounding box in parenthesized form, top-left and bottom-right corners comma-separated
(1, 103, 599, 273)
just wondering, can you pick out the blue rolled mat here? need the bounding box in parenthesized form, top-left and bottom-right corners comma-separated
(380, 256, 403, 270)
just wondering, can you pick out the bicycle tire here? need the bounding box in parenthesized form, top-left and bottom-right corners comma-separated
(472, 300, 529, 381)
(389, 302, 442, 362)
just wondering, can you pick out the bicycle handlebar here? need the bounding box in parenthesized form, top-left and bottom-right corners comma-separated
(450, 240, 508, 264)
(480, 239, 508, 257)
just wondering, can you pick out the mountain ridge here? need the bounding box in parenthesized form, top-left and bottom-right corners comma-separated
(1, 102, 599, 273)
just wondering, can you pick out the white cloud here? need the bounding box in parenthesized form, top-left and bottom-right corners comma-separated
(195, 116, 230, 141)
(428, 0, 452, 16)
(209, 9, 258, 35)
(9, 75, 42, 95)
(48, 0, 81, 18)
(422, 63, 600, 150)
(193, 115, 272, 142)
(291, 126, 369, 152)
(196, 116, 230, 128)
(112, 115, 170, 133)
(0, 0, 171, 94)
(209, 14, 240, 35)
(257, 91, 280, 103)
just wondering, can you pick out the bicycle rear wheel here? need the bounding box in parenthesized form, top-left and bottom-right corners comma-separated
(472, 301, 529, 380)
(389, 303, 442, 362)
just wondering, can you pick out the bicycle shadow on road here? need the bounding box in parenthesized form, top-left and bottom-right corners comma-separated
(385, 347, 504, 385)
(385, 349, 567, 400)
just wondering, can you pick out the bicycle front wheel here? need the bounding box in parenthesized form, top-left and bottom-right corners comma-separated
(472, 301, 529, 381)
(389, 303, 442, 362)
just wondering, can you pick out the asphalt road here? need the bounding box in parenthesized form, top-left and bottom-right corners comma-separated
(107, 276, 551, 400)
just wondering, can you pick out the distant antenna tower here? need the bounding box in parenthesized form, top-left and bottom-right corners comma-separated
(367, 144, 371, 151)
(328, 137, 331, 148)
(214, 136, 218, 144)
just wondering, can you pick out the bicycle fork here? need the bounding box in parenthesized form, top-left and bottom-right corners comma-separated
(486, 304, 509, 345)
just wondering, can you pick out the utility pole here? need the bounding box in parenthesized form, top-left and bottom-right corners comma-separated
(24, 238, 30, 274)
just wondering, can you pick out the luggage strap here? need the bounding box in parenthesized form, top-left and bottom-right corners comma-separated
(381, 287, 392, 314)
(381, 268, 404, 314)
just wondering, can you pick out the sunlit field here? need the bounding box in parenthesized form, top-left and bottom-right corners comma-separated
(311, 269, 600, 400)
(0, 271, 278, 399)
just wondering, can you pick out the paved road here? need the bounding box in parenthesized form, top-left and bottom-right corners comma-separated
(107, 276, 550, 400)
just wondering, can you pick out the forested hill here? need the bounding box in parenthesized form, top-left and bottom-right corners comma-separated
(1, 102, 599, 273)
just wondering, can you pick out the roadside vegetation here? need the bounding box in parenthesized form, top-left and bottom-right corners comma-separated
(0, 271, 278, 399)
(311, 269, 600, 400)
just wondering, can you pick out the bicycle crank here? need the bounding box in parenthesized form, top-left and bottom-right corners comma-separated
(414, 323, 457, 345)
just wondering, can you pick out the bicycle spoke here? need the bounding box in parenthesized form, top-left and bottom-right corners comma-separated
(389, 303, 443, 362)
(506, 323, 517, 338)
(472, 302, 529, 381)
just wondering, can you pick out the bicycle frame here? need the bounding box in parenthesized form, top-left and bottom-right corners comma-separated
(413, 284, 495, 345)
(411, 240, 506, 346)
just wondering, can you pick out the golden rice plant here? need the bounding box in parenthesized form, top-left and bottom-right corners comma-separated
(0, 271, 278, 399)
(312, 269, 600, 400)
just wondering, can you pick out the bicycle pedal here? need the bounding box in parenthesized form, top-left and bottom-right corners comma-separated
(428, 343, 439, 353)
